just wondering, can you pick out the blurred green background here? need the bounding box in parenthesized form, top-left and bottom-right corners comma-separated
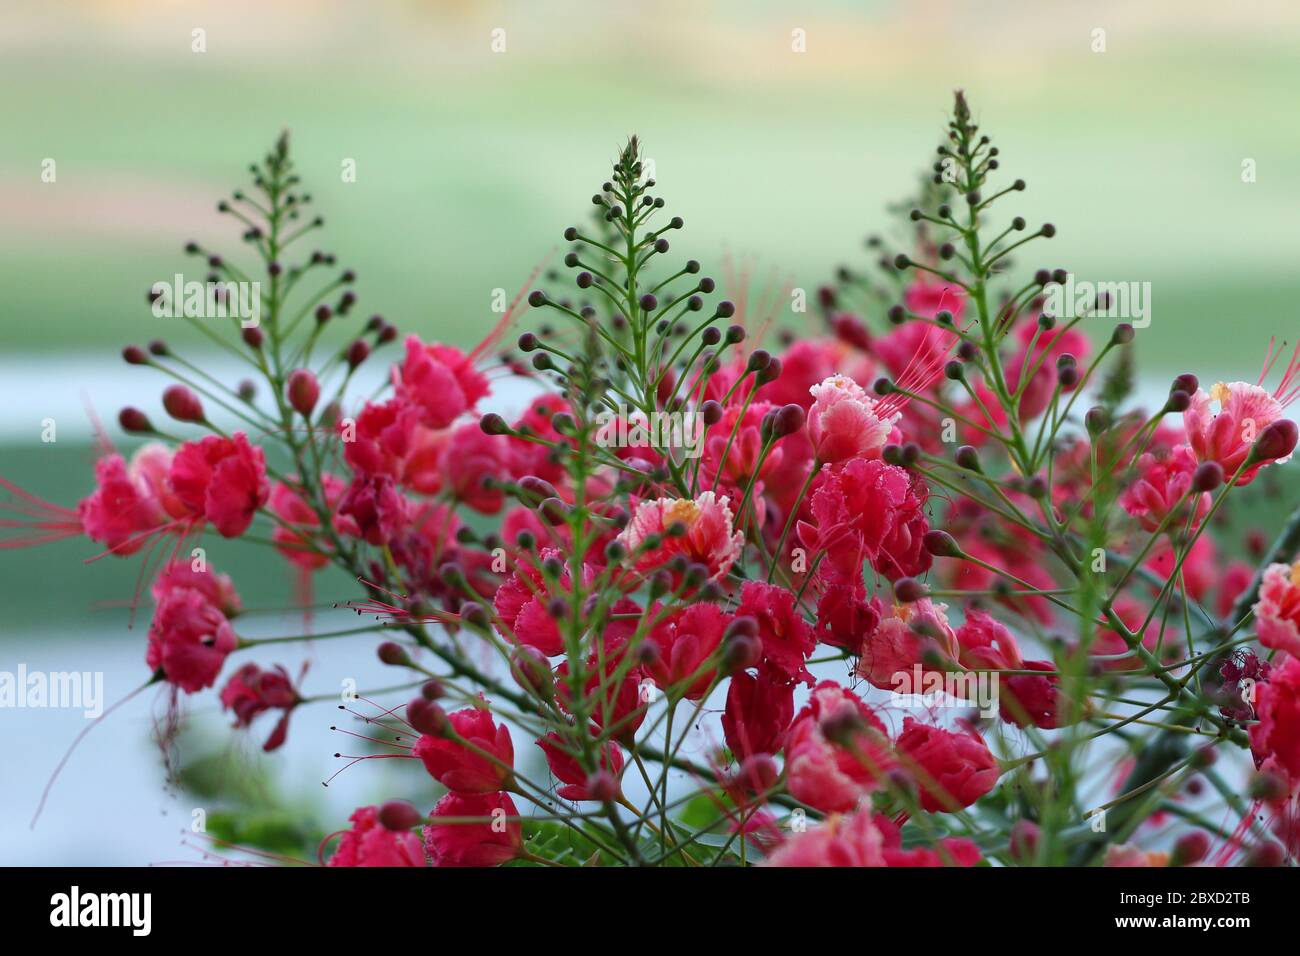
(5, 0, 1300, 627)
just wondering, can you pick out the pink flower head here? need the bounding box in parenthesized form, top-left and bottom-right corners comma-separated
(342, 397, 428, 483)
(769, 807, 979, 867)
(145, 586, 238, 693)
(440, 422, 512, 514)
(1249, 655, 1300, 790)
(736, 581, 817, 684)
(644, 602, 730, 700)
(1253, 560, 1300, 659)
(555, 650, 648, 745)
(413, 704, 515, 793)
(955, 607, 1023, 672)
(493, 547, 598, 657)
(800, 457, 932, 583)
(328, 806, 426, 867)
(219, 662, 300, 751)
(393, 335, 490, 429)
(168, 432, 270, 538)
(806, 375, 896, 464)
(536, 733, 625, 801)
(857, 599, 959, 692)
(423, 791, 522, 867)
(784, 681, 896, 813)
(269, 473, 352, 570)
(814, 583, 884, 652)
(617, 491, 743, 586)
(895, 718, 999, 813)
(338, 474, 409, 546)
(77, 453, 167, 555)
(151, 559, 242, 617)
(1184, 346, 1300, 485)
(1119, 444, 1211, 533)
(722, 665, 796, 761)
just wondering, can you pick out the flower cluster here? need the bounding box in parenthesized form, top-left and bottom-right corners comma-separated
(9, 97, 1300, 868)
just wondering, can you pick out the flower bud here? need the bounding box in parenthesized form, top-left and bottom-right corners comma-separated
(585, 770, 620, 803)
(923, 530, 962, 558)
(509, 645, 554, 699)
(405, 697, 449, 737)
(1191, 461, 1224, 493)
(1170, 831, 1210, 867)
(377, 641, 410, 666)
(1008, 820, 1041, 863)
(1248, 418, 1299, 466)
(286, 369, 320, 417)
(122, 345, 148, 365)
(118, 407, 154, 434)
(894, 577, 928, 603)
(346, 339, 371, 370)
(377, 800, 422, 832)
(162, 385, 205, 423)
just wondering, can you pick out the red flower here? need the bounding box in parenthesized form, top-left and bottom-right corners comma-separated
(440, 422, 512, 514)
(736, 581, 816, 684)
(535, 733, 625, 801)
(1253, 560, 1300, 659)
(393, 335, 490, 429)
(77, 452, 167, 555)
(413, 704, 515, 793)
(722, 665, 796, 761)
(423, 791, 522, 867)
(150, 559, 242, 617)
(269, 473, 353, 570)
(555, 651, 649, 745)
(145, 586, 238, 693)
(645, 602, 730, 700)
(338, 474, 409, 546)
(1249, 655, 1300, 793)
(1119, 444, 1211, 533)
(168, 432, 269, 537)
(328, 806, 426, 867)
(800, 456, 932, 584)
(784, 681, 896, 813)
(815, 583, 884, 651)
(219, 663, 301, 751)
(492, 548, 598, 657)
(895, 718, 999, 813)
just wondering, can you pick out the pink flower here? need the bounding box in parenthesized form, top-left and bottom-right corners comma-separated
(269, 474, 353, 570)
(77, 453, 167, 555)
(219, 663, 300, 751)
(168, 432, 269, 537)
(338, 474, 408, 546)
(328, 806, 426, 867)
(1253, 561, 1300, 659)
(806, 375, 896, 464)
(644, 602, 730, 699)
(736, 581, 817, 684)
(145, 586, 238, 693)
(535, 733, 625, 801)
(423, 791, 522, 867)
(895, 718, 999, 813)
(151, 559, 242, 617)
(1249, 655, 1300, 791)
(413, 704, 515, 793)
(493, 548, 598, 657)
(1119, 444, 1211, 532)
(341, 398, 427, 482)
(1184, 381, 1292, 485)
(784, 681, 896, 813)
(722, 665, 796, 761)
(393, 335, 490, 429)
(555, 650, 648, 745)
(800, 457, 932, 583)
(766, 806, 886, 866)
(857, 599, 958, 692)
(814, 583, 884, 651)
(767, 806, 980, 867)
(955, 607, 1023, 671)
(617, 491, 743, 585)
(440, 422, 512, 514)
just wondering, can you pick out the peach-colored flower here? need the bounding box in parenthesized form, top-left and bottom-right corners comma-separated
(857, 598, 959, 691)
(617, 491, 743, 584)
